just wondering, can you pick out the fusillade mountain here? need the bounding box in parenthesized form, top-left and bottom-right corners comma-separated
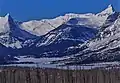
(0, 5, 118, 64)
(0, 14, 38, 49)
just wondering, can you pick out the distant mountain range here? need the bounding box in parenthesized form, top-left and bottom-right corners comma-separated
(0, 5, 119, 64)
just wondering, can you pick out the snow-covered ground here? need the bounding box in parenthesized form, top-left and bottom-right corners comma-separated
(4, 56, 67, 68)
(15, 56, 66, 63)
(2, 56, 120, 70)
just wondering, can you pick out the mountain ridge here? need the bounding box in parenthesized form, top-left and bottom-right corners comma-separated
(0, 5, 118, 64)
(21, 5, 114, 36)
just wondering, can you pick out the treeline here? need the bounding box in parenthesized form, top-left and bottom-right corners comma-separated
(0, 66, 119, 83)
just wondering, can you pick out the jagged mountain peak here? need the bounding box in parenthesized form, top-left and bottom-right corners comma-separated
(4, 13, 14, 23)
(97, 4, 114, 16)
(102, 4, 114, 13)
(0, 13, 14, 25)
(0, 14, 11, 34)
(101, 12, 120, 29)
(0, 14, 38, 48)
(108, 4, 112, 8)
(105, 4, 114, 12)
(5, 13, 10, 18)
(83, 12, 120, 57)
(87, 12, 120, 44)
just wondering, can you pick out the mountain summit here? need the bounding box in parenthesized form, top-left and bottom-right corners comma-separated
(97, 4, 114, 16)
(0, 14, 37, 48)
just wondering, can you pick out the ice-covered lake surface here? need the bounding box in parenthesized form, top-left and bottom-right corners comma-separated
(2, 56, 120, 70)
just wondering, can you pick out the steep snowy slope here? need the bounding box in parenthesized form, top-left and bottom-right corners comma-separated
(85, 12, 120, 51)
(21, 5, 114, 36)
(26, 22, 98, 57)
(61, 12, 120, 64)
(0, 14, 37, 48)
(37, 21, 98, 47)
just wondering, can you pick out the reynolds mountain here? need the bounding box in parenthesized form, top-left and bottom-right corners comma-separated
(59, 12, 120, 65)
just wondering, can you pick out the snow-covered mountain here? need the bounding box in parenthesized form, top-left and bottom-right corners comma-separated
(0, 14, 37, 48)
(59, 12, 120, 64)
(21, 5, 114, 36)
(0, 4, 117, 64)
(26, 22, 98, 57)
(37, 23, 98, 47)
(23, 5, 114, 57)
